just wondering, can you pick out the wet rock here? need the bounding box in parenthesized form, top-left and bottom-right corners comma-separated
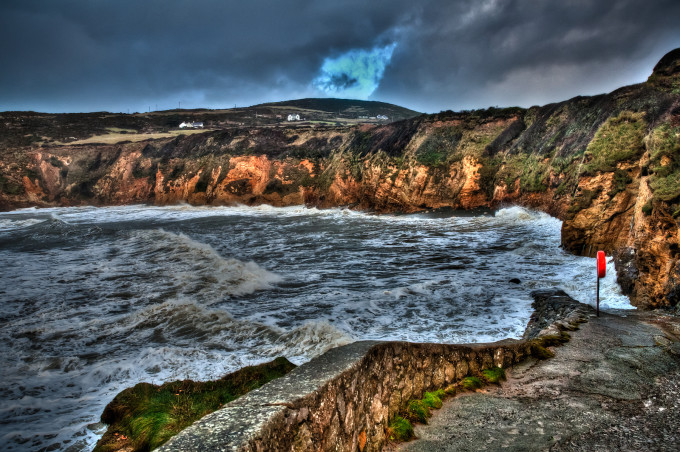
(663, 259, 680, 308)
(613, 247, 639, 296)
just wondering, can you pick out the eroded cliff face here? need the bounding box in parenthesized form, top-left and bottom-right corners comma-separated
(2, 50, 680, 310)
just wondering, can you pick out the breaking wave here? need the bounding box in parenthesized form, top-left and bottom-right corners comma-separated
(0, 203, 634, 451)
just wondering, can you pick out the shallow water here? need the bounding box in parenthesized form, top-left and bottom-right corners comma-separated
(0, 204, 632, 451)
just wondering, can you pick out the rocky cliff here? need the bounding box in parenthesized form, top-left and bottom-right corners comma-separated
(1, 50, 680, 309)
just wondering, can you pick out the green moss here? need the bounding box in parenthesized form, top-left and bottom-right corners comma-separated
(647, 123, 680, 162)
(481, 367, 506, 384)
(642, 199, 653, 215)
(94, 357, 296, 452)
(416, 148, 447, 167)
(422, 390, 444, 409)
(583, 111, 646, 174)
(609, 168, 632, 196)
(461, 376, 484, 391)
(519, 155, 550, 193)
(405, 399, 431, 424)
(314, 167, 337, 191)
(650, 167, 680, 202)
(388, 416, 415, 442)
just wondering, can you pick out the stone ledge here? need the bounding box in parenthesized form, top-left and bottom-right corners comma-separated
(159, 290, 590, 452)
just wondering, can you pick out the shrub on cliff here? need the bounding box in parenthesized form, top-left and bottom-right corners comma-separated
(648, 123, 680, 202)
(583, 111, 646, 174)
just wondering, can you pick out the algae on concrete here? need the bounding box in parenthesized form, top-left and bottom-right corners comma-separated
(94, 357, 295, 452)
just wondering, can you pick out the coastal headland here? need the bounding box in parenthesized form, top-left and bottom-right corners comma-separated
(2, 50, 679, 310)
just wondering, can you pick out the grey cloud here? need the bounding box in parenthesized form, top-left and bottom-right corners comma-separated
(0, 0, 678, 113)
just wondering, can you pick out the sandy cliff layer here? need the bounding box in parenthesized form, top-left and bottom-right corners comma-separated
(2, 50, 680, 309)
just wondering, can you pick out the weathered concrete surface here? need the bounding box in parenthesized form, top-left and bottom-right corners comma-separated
(399, 307, 680, 451)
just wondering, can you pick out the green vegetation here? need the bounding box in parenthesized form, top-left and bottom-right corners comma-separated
(478, 156, 502, 197)
(481, 367, 506, 384)
(552, 154, 583, 196)
(406, 399, 431, 424)
(402, 390, 446, 425)
(647, 123, 680, 202)
(388, 416, 415, 442)
(492, 153, 551, 193)
(415, 126, 462, 166)
(519, 155, 550, 193)
(94, 357, 296, 452)
(642, 199, 654, 215)
(609, 168, 633, 196)
(460, 376, 484, 390)
(528, 333, 571, 360)
(422, 389, 445, 409)
(583, 111, 646, 174)
(390, 326, 578, 446)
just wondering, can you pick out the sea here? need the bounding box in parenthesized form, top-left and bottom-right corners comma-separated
(0, 204, 633, 451)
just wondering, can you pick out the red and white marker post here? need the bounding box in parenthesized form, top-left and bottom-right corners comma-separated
(596, 250, 606, 317)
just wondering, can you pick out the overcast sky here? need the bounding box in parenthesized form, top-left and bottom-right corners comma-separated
(1, 0, 679, 113)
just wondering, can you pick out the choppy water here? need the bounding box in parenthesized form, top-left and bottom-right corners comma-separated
(0, 204, 632, 451)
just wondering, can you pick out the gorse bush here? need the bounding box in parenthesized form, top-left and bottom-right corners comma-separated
(584, 111, 646, 174)
(647, 123, 680, 202)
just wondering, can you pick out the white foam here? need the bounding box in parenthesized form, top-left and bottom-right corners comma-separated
(129, 229, 283, 298)
(265, 321, 354, 362)
(0, 218, 46, 231)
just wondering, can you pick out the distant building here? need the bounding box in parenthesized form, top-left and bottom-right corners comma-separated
(179, 121, 204, 129)
(377, 115, 389, 120)
(287, 114, 301, 121)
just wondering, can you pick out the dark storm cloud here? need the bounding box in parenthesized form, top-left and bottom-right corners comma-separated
(1, 0, 679, 113)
